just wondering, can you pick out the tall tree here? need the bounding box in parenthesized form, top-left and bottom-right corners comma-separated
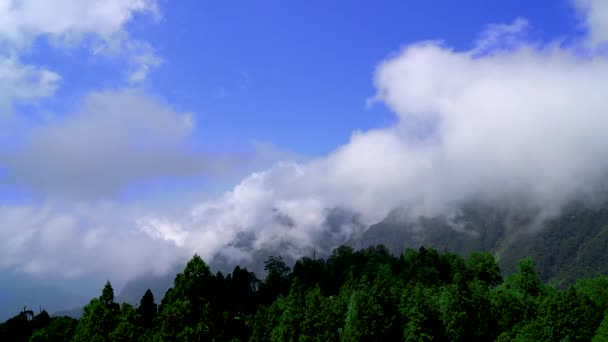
(593, 311, 608, 342)
(137, 289, 157, 329)
(271, 278, 305, 341)
(110, 303, 142, 342)
(156, 254, 215, 340)
(258, 256, 291, 304)
(74, 281, 120, 342)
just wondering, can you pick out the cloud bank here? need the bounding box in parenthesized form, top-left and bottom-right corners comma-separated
(0, 0, 196, 284)
(2, 0, 608, 293)
(574, 0, 608, 47)
(0, 201, 185, 280)
(139, 0, 608, 266)
(1, 90, 211, 198)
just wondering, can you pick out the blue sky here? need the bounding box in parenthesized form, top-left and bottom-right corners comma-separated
(18, 0, 578, 157)
(142, 0, 575, 155)
(1, 0, 608, 319)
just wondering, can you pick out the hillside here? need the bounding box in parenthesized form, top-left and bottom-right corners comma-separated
(350, 201, 608, 286)
(113, 199, 608, 310)
(4, 246, 608, 341)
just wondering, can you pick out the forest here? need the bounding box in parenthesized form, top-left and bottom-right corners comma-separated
(2, 245, 608, 341)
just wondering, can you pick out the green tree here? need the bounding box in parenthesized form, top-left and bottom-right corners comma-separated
(300, 286, 325, 341)
(110, 303, 142, 342)
(250, 303, 282, 342)
(436, 284, 469, 341)
(156, 254, 215, 341)
(270, 279, 305, 341)
(492, 257, 545, 336)
(74, 281, 120, 342)
(576, 276, 608, 313)
(466, 278, 495, 340)
(299, 285, 348, 342)
(508, 258, 544, 297)
(137, 289, 157, 329)
(514, 287, 602, 341)
(258, 256, 291, 304)
(400, 285, 441, 342)
(29, 316, 77, 342)
(0, 307, 37, 341)
(74, 299, 114, 342)
(593, 311, 608, 342)
(326, 246, 356, 294)
(466, 252, 502, 287)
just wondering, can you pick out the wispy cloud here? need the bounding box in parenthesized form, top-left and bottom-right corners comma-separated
(574, 0, 608, 48)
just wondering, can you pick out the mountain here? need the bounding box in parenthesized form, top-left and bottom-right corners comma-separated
(498, 202, 608, 286)
(0, 270, 101, 321)
(349, 200, 608, 286)
(116, 207, 366, 304)
(52, 306, 83, 319)
(116, 264, 181, 306)
(115, 199, 608, 306)
(350, 201, 538, 259)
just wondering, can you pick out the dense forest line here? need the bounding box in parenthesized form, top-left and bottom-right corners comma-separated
(2, 245, 608, 341)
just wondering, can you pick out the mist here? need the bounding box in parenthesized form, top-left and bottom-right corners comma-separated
(2, 0, 608, 320)
(140, 2, 608, 268)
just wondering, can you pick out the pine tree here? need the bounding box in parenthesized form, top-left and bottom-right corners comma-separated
(137, 289, 157, 329)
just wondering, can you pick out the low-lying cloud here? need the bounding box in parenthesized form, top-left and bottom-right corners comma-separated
(2, 0, 608, 294)
(139, 0, 608, 266)
(1, 89, 213, 198)
(0, 201, 187, 281)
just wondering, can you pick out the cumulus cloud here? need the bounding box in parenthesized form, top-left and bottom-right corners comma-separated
(137, 6, 608, 266)
(3, 0, 608, 292)
(0, 0, 160, 104)
(372, 41, 608, 208)
(0, 0, 157, 49)
(0, 89, 217, 198)
(0, 56, 60, 110)
(0, 87, 291, 286)
(0, 201, 186, 282)
(574, 0, 608, 47)
(0, 0, 189, 301)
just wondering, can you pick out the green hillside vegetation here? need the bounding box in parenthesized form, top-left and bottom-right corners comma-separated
(352, 203, 608, 287)
(500, 204, 608, 286)
(2, 245, 608, 341)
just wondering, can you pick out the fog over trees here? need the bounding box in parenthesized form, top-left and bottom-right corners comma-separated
(3, 246, 608, 341)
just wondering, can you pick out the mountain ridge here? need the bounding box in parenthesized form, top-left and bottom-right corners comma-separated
(114, 199, 608, 308)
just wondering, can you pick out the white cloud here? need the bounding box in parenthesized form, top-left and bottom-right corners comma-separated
(0, 0, 160, 104)
(4, 0, 608, 295)
(0, 0, 157, 50)
(574, 0, 608, 47)
(0, 201, 186, 281)
(371, 38, 608, 208)
(473, 17, 531, 55)
(0, 89, 213, 198)
(125, 40, 163, 84)
(136, 15, 608, 267)
(0, 56, 60, 109)
(137, 217, 188, 247)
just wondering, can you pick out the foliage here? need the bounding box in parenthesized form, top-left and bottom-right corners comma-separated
(3, 246, 608, 341)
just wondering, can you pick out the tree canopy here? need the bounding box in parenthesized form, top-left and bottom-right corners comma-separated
(2, 245, 608, 341)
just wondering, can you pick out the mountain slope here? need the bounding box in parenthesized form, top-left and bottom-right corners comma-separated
(115, 200, 608, 306)
(350, 201, 608, 286)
